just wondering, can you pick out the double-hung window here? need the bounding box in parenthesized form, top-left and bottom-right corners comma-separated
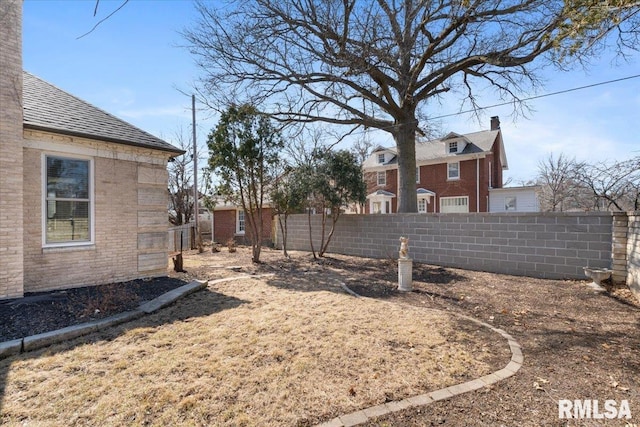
(236, 209, 245, 234)
(44, 155, 93, 246)
(377, 171, 386, 186)
(447, 162, 460, 180)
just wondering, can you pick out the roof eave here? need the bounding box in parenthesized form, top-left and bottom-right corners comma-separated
(23, 123, 185, 156)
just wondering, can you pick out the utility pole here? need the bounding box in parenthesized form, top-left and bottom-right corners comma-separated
(192, 94, 203, 252)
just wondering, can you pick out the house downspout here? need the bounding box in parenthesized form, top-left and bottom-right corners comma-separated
(488, 160, 492, 189)
(476, 156, 480, 212)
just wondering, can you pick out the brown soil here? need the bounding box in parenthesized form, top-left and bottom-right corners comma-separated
(2, 244, 638, 426)
(174, 245, 640, 426)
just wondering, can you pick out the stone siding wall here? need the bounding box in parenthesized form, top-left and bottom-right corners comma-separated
(276, 212, 613, 280)
(627, 213, 640, 300)
(22, 132, 170, 294)
(0, 0, 25, 299)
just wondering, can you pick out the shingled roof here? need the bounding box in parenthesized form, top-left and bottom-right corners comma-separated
(22, 71, 183, 155)
(362, 129, 507, 169)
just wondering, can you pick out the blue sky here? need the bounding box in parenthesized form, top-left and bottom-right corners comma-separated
(23, 0, 640, 184)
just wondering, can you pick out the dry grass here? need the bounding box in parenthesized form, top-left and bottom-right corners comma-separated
(0, 271, 499, 426)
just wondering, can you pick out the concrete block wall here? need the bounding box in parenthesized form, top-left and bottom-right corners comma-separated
(276, 212, 613, 280)
(611, 213, 628, 283)
(628, 213, 640, 300)
(0, 0, 25, 298)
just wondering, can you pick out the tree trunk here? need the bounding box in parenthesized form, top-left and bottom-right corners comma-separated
(252, 212, 262, 263)
(394, 119, 418, 213)
(246, 208, 262, 263)
(278, 214, 289, 258)
(319, 204, 327, 258)
(319, 209, 339, 257)
(307, 208, 316, 259)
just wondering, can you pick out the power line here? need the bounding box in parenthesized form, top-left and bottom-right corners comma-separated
(430, 73, 640, 120)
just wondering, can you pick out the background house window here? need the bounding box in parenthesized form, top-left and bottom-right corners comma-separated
(377, 153, 385, 164)
(449, 142, 458, 153)
(236, 209, 245, 234)
(416, 166, 420, 183)
(418, 199, 427, 213)
(377, 171, 386, 186)
(44, 155, 92, 245)
(505, 196, 517, 211)
(447, 162, 460, 180)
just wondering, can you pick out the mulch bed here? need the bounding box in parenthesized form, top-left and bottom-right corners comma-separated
(0, 277, 188, 342)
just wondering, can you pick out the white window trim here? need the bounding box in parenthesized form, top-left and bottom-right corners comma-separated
(236, 209, 245, 235)
(377, 171, 386, 186)
(42, 153, 95, 248)
(416, 166, 420, 183)
(448, 141, 458, 153)
(447, 162, 460, 180)
(377, 153, 385, 164)
(367, 194, 394, 214)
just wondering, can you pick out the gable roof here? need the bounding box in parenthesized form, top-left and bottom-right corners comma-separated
(22, 71, 183, 155)
(363, 128, 506, 169)
(415, 129, 500, 162)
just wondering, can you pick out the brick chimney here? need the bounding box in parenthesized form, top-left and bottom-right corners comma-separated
(490, 116, 500, 130)
(0, 0, 25, 298)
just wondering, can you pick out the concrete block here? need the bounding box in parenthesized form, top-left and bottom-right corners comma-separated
(429, 387, 455, 401)
(0, 339, 23, 359)
(339, 411, 368, 426)
(406, 393, 434, 406)
(23, 322, 99, 352)
(90, 310, 145, 330)
(316, 418, 343, 427)
(385, 399, 413, 411)
(363, 404, 390, 418)
(139, 280, 206, 313)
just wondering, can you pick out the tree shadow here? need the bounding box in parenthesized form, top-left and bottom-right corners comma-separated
(257, 254, 469, 305)
(0, 287, 248, 413)
(523, 321, 640, 374)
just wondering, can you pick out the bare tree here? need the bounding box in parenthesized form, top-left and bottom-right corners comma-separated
(350, 135, 374, 166)
(574, 156, 640, 211)
(167, 128, 195, 226)
(184, 0, 639, 212)
(536, 153, 581, 212)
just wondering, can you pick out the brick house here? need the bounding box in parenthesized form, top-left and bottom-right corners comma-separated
(211, 201, 274, 246)
(362, 117, 507, 214)
(0, 0, 183, 299)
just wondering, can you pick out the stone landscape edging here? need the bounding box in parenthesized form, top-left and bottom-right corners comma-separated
(0, 279, 208, 360)
(314, 281, 524, 427)
(0, 273, 524, 427)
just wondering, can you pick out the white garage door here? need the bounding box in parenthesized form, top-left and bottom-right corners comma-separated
(440, 196, 469, 213)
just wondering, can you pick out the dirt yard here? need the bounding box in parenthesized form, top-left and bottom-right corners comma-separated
(172, 245, 639, 426)
(1, 245, 638, 426)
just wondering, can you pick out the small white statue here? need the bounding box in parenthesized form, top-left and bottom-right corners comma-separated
(399, 236, 409, 259)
